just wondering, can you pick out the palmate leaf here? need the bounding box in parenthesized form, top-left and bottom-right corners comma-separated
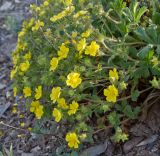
(135, 27, 153, 43)
(135, 6, 148, 23)
(110, 0, 126, 14)
(135, 26, 160, 45)
(117, 101, 141, 119)
(131, 90, 140, 102)
(137, 45, 153, 59)
(108, 111, 120, 128)
(123, 1, 147, 24)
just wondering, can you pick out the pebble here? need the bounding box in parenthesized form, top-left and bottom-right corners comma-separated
(0, 1, 14, 11)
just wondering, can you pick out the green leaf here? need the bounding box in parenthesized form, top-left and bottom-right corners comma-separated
(112, 127, 128, 142)
(131, 90, 140, 101)
(135, 6, 148, 23)
(137, 45, 153, 59)
(150, 76, 160, 89)
(71, 151, 78, 156)
(135, 27, 153, 43)
(146, 50, 154, 60)
(108, 111, 120, 128)
(152, 12, 160, 25)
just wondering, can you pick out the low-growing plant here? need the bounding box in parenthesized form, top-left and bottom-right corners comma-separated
(11, 0, 160, 150)
(5, 15, 21, 33)
(0, 145, 13, 156)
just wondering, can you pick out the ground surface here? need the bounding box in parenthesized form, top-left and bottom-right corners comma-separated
(0, 0, 160, 156)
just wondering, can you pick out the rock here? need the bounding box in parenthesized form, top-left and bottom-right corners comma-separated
(123, 137, 144, 154)
(146, 103, 160, 132)
(0, 102, 11, 117)
(130, 123, 152, 137)
(136, 135, 159, 147)
(0, 83, 6, 90)
(15, 0, 21, 3)
(80, 140, 109, 156)
(30, 146, 41, 153)
(0, 1, 14, 11)
(0, 35, 17, 56)
(22, 153, 34, 156)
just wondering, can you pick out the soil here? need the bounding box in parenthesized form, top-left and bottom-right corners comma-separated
(0, 0, 160, 156)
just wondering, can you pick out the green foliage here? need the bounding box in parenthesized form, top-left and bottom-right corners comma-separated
(108, 111, 120, 128)
(116, 101, 140, 119)
(131, 90, 140, 102)
(0, 145, 13, 156)
(11, 0, 160, 149)
(5, 15, 21, 33)
(112, 127, 128, 142)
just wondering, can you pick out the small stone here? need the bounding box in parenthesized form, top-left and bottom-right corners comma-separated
(0, 2, 14, 11)
(0, 83, 6, 90)
(22, 153, 34, 156)
(15, 0, 21, 3)
(30, 146, 41, 153)
(123, 137, 144, 153)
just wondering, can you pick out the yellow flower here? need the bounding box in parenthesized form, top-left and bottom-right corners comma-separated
(13, 87, 17, 97)
(23, 87, 32, 98)
(104, 85, 118, 103)
(64, 40, 70, 45)
(50, 6, 75, 22)
(68, 101, 79, 115)
(35, 86, 42, 100)
(151, 56, 159, 66)
(24, 52, 32, 60)
(71, 31, 77, 38)
(66, 72, 82, 88)
(50, 10, 67, 22)
(77, 38, 86, 54)
(10, 67, 18, 79)
(73, 10, 88, 18)
(109, 68, 119, 81)
(65, 132, 80, 148)
(39, 10, 45, 16)
(72, 39, 77, 44)
(28, 127, 32, 132)
(20, 122, 25, 127)
(28, 18, 35, 28)
(57, 98, 68, 109)
(35, 7, 40, 12)
(50, 87, 61, 103)
(30, 101, 40, 112)
(12, 54, 19, 65)
(35, 105, 44, 119)
(20, 114, 24, 118)
(58, 44, 69, 60)
(81, 29, 92, 38)
(43, 1, 49, 6)
(12, 107, 17, 114)
(30, 100, 44, 119)
(85, 41, 100, 56)
(50, 57, 59, 71)
(32, 20, 44, 31)
(18, 28, 26, 38)
(19, 61, 30, 72)
(52, 108, 62, 122)
(63, 0, 72, 6)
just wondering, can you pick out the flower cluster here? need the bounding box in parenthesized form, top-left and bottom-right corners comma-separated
(11, 0, 155, 150)
(30, 101, 44, 119)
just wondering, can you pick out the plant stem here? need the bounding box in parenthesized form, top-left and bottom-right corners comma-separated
(0, 121, 27, 132)
(117, 87, 152, 102)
